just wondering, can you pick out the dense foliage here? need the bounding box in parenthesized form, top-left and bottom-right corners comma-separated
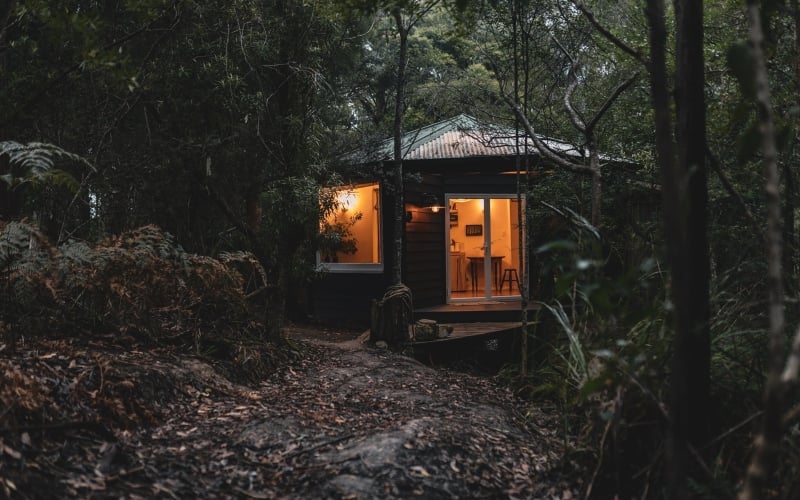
(0, 221, 280, 378)
(2, 0, 800, 496)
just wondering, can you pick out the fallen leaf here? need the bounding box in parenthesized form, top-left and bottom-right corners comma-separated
(409, 465, 430, 477)
(3, 445, 21, 459)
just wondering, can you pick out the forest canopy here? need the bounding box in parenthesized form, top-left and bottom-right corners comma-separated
(2, 0, 800, 497)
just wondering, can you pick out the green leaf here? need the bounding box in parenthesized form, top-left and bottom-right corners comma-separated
(535, 239, 576, 254)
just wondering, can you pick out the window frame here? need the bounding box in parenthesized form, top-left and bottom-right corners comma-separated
(316, 182, 384, 274)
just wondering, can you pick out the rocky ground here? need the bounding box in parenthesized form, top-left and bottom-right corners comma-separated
(0, 325, 579, 499)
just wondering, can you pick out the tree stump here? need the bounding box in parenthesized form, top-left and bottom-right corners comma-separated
(370, 284, 413, 346)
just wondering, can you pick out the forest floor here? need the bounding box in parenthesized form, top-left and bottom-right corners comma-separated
(0, 324, 580, 499)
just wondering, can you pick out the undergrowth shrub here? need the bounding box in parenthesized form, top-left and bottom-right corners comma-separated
(0, 221, 279, 376)
(505, 206, 799, 497)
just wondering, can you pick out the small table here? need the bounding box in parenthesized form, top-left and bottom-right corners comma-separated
(467, 256, 504, 294)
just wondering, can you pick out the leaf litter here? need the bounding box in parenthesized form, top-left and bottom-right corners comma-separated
(1, 326, 578, 499)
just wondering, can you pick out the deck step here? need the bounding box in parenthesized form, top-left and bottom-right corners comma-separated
(410, 321, 523, 372)
(414, 301, 539, 323)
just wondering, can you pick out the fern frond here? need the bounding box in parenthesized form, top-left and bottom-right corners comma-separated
(219, 251, 268, 289)
(0, 141, 94, 192)
(0, 221, 52, 271)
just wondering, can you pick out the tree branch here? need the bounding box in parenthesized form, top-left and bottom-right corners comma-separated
(563, 70, 585, 133)
(2, 25, 150, 131)
(502, 93, 593, 175)
(586, 72, 639, 132)
(551, 36, 586, 134)
(571, 0, 648, 68)
(705, 144, 763, 239)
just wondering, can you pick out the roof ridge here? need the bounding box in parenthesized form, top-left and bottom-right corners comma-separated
(397, 114, 481, 156)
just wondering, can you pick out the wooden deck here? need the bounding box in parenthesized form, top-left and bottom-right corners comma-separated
(410, 320, 532, 371)
(409, 302, 540, 370)
(412, 321, 521, 344)
(414, 300, 540, 323)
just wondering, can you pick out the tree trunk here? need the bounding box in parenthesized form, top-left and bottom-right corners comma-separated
(391, 9, 407, 286)
(783, 164, 795, 296)
(369, 9, 412, 347)
(671, 0, 711, 491)
(645, 0, 710, 496)
(740, 1, 787, 497)
(589, 141, 601, 229)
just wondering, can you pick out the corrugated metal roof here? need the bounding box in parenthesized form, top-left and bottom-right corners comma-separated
(352, 113, 588, 163)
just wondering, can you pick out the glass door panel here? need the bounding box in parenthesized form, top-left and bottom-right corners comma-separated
(447, 196, 524, 301)
(490, 198, 523, 298)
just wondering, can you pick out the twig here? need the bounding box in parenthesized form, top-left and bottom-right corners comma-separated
(586, 73, 639, 133)
(705, 144, 763, 240)
(245, 285, 274, 300)
(95, 355, 107, 398)
(502, 94, 593, 175)
(571, 0, 648, 68)
(701, 410, 764, 451)
(280, 432, 354, 461)
(583, 388, 619, 500)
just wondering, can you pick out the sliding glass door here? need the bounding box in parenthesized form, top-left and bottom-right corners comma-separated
(446, 195, 523, 301)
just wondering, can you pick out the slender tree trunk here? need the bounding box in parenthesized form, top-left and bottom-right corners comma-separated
(511, 0, 530, 377)
(787, 0, 800, 296)
(672, 0, 710, 452)
(369, 9, 412, 348)
(740, 1, 787, 497)
(391, 9, 407, 286)
(784, 165, 795, 287)
(589, 141, 601, 228)
(646, 0, 710, 496)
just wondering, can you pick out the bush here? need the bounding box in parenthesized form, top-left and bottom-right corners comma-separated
(0, 222, 275, 371)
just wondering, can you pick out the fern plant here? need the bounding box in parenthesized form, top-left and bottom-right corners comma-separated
(0, 141, 94, 192)
(0, 220, 53, 272)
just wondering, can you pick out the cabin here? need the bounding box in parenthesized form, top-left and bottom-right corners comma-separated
(311, 114, 634, 329)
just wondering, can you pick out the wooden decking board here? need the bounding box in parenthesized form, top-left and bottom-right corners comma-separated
(412, 321, 522, 344)
(415, 301, 540, 313)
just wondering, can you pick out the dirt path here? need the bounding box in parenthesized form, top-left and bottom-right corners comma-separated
(1, 327, 574, 498)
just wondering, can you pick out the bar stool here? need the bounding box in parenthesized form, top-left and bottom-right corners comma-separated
(499, 268, 520, 293)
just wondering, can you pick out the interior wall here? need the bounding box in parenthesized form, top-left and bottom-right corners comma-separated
(332, 183, 378, 264)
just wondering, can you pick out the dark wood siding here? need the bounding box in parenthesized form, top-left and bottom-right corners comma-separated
(404, 174, 446, 307)
(405, 207, 446, 307)
(311, 272, 387, 328)
(444, 175, 520, 194)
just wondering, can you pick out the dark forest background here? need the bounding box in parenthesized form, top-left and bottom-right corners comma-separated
(2, 0, 799, 497)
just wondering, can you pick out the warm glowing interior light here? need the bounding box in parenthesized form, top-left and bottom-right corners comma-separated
(337, 190, 356, 210)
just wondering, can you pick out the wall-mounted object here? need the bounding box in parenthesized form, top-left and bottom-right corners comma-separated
(465, 224, 482, 236)
(450, 210, 458, 227)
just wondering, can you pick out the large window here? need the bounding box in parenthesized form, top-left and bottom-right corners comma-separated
(318, 183, 382, 272)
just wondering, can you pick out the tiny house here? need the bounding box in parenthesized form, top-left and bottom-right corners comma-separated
(311, 114, 631, 327)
